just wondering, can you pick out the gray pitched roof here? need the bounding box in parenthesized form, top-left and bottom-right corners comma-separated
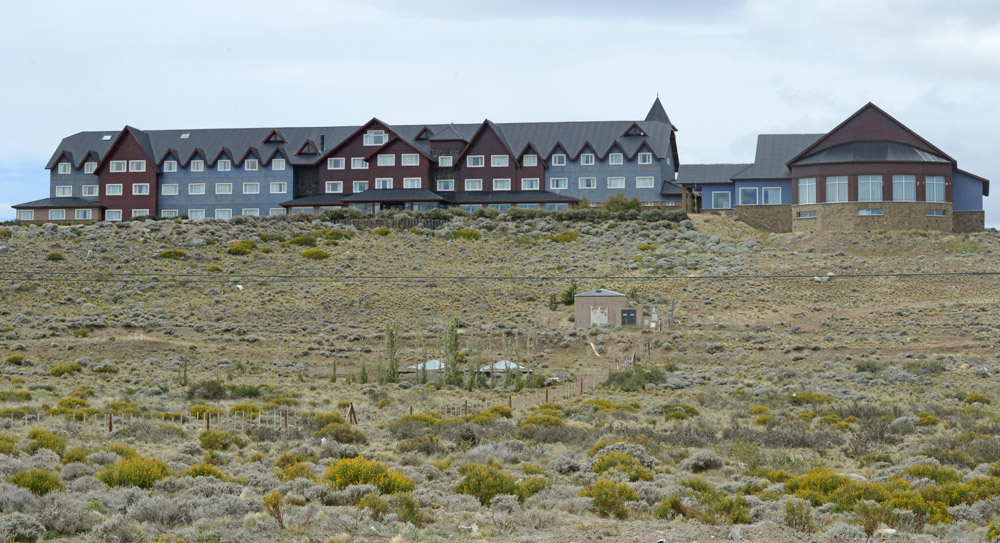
(280, 194, 346, 206)
(13, 197, 102, 209)
(731, 134, 823, 180)
(428, 124, 468, 142)
(791, 141, 950, 166)
(444, 191, 579, 204)
(575, 288, 626, 298)
(676, 163, 752, 185)
(660, 180, 684, 196)
(340, 189, 445, 203)
(645, 97, 675, 129)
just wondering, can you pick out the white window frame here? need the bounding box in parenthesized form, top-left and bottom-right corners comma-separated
(377, 154, 395, 167)
(129, 160, 146, 172)
(797, 210, 817, 219)
(739, 187, 759, 206)
(216, 159, 231, 172)
(437, 179, 455, 191)
(105, 209, 123, 222)
(607, 177, 625, 189)
(55, 185, 72, 197)
(551, 154, 566, 166)
(374, 178, 393, 190)
(637, 152, 653, 165)
(926, 209, 946, 217)
(82, 185, 99, 197)
(892, 175, 916, 202)
(132, 209, 149, 218)
(926, 176, 946, 203)
(493, 178, 511, 191)
(327, 157, 345, 170)
(58, 162, 71, 174)
(401, 154, 419, 166)
(49, 209, 66, 220)
(244, 159, 258, 171)
(187, 209, 205, 220)
(363, 130, 388, 146)
(491, 155, 509, 167)
(403, 177, 421, 189)
(826, 176, 848, 203)
(270, 182, 288, 194)
(325, 181, 343, 193)
(521, 178, 539, 191)
(580, 153, 595, 166)
(161, 209, 178, 218)
(858, 175, 882, 202)
(242, 208, 259, 216)
(636, 176, 655, 189)
(16, 210, 34, 221)
(858, 208, 883, 216)
(578, 177, 597, 189)
(797, 178, 817, 204)
(549, 178, 568, 190)
(271, 158, 286, 171)
(106, 184, 123, 196)
(523, 154, 537, 167)
(609, 153, 623, 166)
(110, 161, 127, 173)
(467, 155, 485, 168)
(75, 209, 92, 220)
(102, 134, 113, 141)
(190, 160, 205, 172)
(215, 183, 232, 195)
(465, 179, 483, 191)
(84, 162, 97, 174)
(712, 191, 732, 209)
(163, 160, 177, 173)
(161, 184, 179, 196)
(269, 208, 286, 216)
(762, 187, 782, 205)
(243, 182, 260, 195)
(353, 181, 369, 193)
(132, 183, 150, 196)
(351, 157, 368, 169)
(438, 155, 453, 167)
(215, 209, 232, 220)
(189, 183, 206, 196)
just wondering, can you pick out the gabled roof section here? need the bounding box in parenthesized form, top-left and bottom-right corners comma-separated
(319, 118, 399, 161)
(621, 122, 648, 137)
(13, 197, 104, 209)
(457, 120, 516, 161)
(429, 124, 468, 142)
(957, 168, 990, 197)
(263, 147, 287, 165)
(788, 103, 954, 166)
(296, 139, 319, 156)
(209, 147, 233, 166)
(415, 126, 434, 140)
(263, 129, 286, 144)
(156, 148, 179, 166)
(183, 148, 206, 167)
(362, 136, 432, 161)
(660, 180, 684, 196)
(93, 126, 160, 173)
(50, 150, 75, 169)
(677, 163, 752, 185)
(645, 97, 676, 130)
(732, 134, 823, 180)
(237, 147, 261, 165)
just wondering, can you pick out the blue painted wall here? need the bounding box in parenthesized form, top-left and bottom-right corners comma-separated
(953, 171, 985, 212)
(49, 168, 101, 201)
(544, 149, 673, 203)
(733, 180, 793, 205)
(156, 153, 294, 217)
(691, 183, 734, 209)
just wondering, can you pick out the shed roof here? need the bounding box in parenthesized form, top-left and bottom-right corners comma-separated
(676, 163, 751, 185)
(575, 288, 626, 298)
(13, 197, 103, 209)
(444, 191, 578, 204)
(731, 134, 823, 180)
(340, 189, 445, 203)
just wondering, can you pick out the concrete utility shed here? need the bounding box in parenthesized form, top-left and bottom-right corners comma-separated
(574, 289, 642, 328)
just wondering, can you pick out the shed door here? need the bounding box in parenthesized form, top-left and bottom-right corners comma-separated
(590, 306, 608, 326)
(621, 309, 637, 326)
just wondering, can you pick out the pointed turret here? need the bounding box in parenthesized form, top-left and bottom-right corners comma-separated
(645, 96, 676, 130)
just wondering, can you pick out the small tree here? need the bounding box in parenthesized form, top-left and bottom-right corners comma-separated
(359, 360, 369, 385)
(561, 280, 578, 306)
(604, 193, 640, 212)
(384, 319, 400, 383)
(442, 318, 462, 386)
(330, 360, 337, 383)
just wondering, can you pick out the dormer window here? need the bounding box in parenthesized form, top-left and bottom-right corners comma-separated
(217, 160, 231, 172)
(180, 133, 190, 139)
(363, 130, 388, 146)
(580, 153, 595, 166)
(101, 134, 112, 141)
(57, 162, 71, 174)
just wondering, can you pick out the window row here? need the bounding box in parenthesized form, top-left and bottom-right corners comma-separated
(325, 178, 424, 193)
(160, 182, 288, 195)
(457, 203, 571, 213)
(797, 175, 946, 204)
(549, 152, 653, 167)
(162, 158, 281, 173)
(16, 209, 94, 221)
(327, 154, 419, 170)
(57, 162, 98, 175)
(797, 208, 948, 219)
(456, 178, 541, 191)
(157, 208, 287, 220)
(548, 176, 656, 190)
(55, 185, 99, 197)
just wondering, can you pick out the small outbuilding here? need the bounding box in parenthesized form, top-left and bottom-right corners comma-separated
(478, 360, 532, 378)
(574, 288, 643, 328)
(399, 359, 447, 379)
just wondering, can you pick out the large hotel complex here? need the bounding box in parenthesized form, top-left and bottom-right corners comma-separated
(13, 100, 989, 232)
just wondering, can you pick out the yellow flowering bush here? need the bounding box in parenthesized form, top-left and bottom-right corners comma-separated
(323, 456, 414, 494)
(9, 467, 64, 495)
(98, 456, 173, 489)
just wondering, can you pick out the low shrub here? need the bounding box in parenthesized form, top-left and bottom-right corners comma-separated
(228, 403, 260, 419)
(187, 379, 227, 400)
(98, 456, 173, 489)
(206, 265, 223, 273)
(260, 232, 285, 242)
(664, 404, 700, 421)
(26, 428, 66, 455)
(545, 230, 580, 243)
(388, 413, 442, 439)
(637, 243, 657, 251)
(602, 366, 667, 391)
(397, 435, 444, 455)
(0, 390, 32, 402)
(454, 464, 524, 506)
(323, 456, 414, 494)
(183, 462, 226, 480)
(50, 363, 82, 377)
(356, 492, 390, 519)
(374, 226, 391, 236)
(5, 354, 26, 366)
(188, 404, 223, 417)
(592, 452, 654, 482)
(62, 446, 90, 464)
(278, 462, 315, 482)
(0, 433, 19, 455)
(9, 467, 65, 495)
(225, 240, 256, 255)
(391, 492, 427, 526)
(581, 477, 638, 519)
(314, 422, 368, 444)
(46, 252, 65, 261)
(451, 228, 481, 241)
(789, 392, 834, 406)
(199, 430, 246, 451)
(158, 249, 188, 260)
(301, 248, 330, 260)
(103, 443, 137, 459)
(0, 512, 46, 543)
(964, 392, 991, 405)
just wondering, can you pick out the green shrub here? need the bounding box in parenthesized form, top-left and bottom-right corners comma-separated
(98, 456, 172, 489)
(0, 433, 19, 455)
(637, 243, 657, 251)
(374, 226, 391, 236)
(206, 265, 223, 273)
(183, 462, 226, 480)
(356, 492, 389, 519)
(664, 404, 699, 421)
(964, 392, 991, 405)
(602, 366, 667, 391)
(104, 443, 138, 459)
(189, 404, 223, 417)
(390, 492, 427, 526)
(783, 498, 815, 532)
(26, 429, 66, 455)
(62, 446, 90, 464)
(5, 354, 26, 366)
(46, 252, 64, 261)
(915, 412, 942, 426)
(323, 456, 415, 494)
(581, 477, 638, 519)
(225, 241, 255, 255)
(0, 390, 31, 402)
(451, 228, 480, 241)
(454, 464, 524, 506)
(187, 379, 227, 400)
(0, 227, 10, 240)
(228, 403, 260, 419)
(158, 249, 188, 260)
(789, 392, 834, 406)
(388, 413, 442, 438)
(50, 363, 82, 377)
(260, 232, 285, 242)
(199, 430, 246, 451)
(72, 328, 91, 338)
(278, 462, 316, 482)
(9, 467, 64, 495)
(396, 435, 444, 455)
(604, 193, 640, 212)
(301, 248, 330, 260)
(545, 230, 580, 243)
(592, 452, 654, 482)
(314, 422, 368, 444)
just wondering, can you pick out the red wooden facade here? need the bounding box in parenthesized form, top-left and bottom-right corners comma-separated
(95, 128, 158, 220)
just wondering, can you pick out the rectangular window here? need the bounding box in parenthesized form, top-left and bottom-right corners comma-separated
(578, 177, 597, 189)
(493, 178, 511, 191)
(327, 157, 345, 170)
(797, 178, 816, 204)
(215, 209, 232, 220)
(163, 160, 177, 173)
(132, 209, 149, 218)
(858, 175, 882, 202)
(161, 184, 179, 196)
(353, 181, 369, 192)
(106, 184, 123, 196)
(437, 179, 455, 191)
(739, 187, 758, 205)
(217, 160, 231, 172)
(243, 182, 260, 194)
(545, 203, 570, 212)
(270, 182, 287, 194)
(517, 203, 540, 209)
(549, 178, 568, 190)
(189, 183, 205, 195)
(551, 154, 566, 166)
(465, 179, 483, 191)
(105, 209, 122, 222)
(491, 155, 509, 167)
(49, 209, 66, 220)
(132, 183, 150, 196)
(402, 154, 419, 166)
(363, 130, 388, 146)
(16, 210, 34, 221)
(858, 208, 883, 216)
(215, 183, 232, 195)
(609, 153, 623, 165)
(926, 176, 945, 202)
(375, 178, 393, 189)
(638, 152, 653, 165)
(797, 211, 817, 219)
(271, 159, 286, 171)
(892, 175, 916, 201)
(521, 178, 539, 190)
(82, 185, 98, 197)
(763, 187, 782, 205)
(351, 157, 368, 169)
(325, 181, 343, 193)
(607, 177, 625, 189)
(467, 155, 485, 167)
(580, 153, 595, 166)
(523, 154, 537, 167)
(110, 161, 127, 173)
(712, 191, 732, 209)
(377, 154, 395, 166)
(55, 185, 72, 197)
(636, 176, 655, 189)
(58, 162, 71, 174)
(244, 159, 258, 171)
(84, 162, 97, 174)
(826, 176, 848, 203)
(403, 177, 421, 189)
(290, 207, 311, 214)
(269, 208, 286, 216)
(926, 209, 946, 217)
(129, 160, 146, 172)
(489, 203, 511, 211)
(190, 160, 204, 172)
(438, 155, 453, 167)
(75, 209, 92, 220)
(242, 208, 259, 216)
(188, 209, 205, 220)
(160, 209, 178, 218)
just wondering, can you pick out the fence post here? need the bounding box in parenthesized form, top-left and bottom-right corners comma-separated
(206, 413, 210, 431)
(508, 394, 512, 409)
(108, 413, 112, 433)
(283, 410, 288, 430)
(545, 389, 549, 403)
(580, 379, 584, 395)
(463, 400, 467, 416)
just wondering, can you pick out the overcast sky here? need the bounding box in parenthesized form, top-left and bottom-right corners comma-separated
(1, 0, 998, 224)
